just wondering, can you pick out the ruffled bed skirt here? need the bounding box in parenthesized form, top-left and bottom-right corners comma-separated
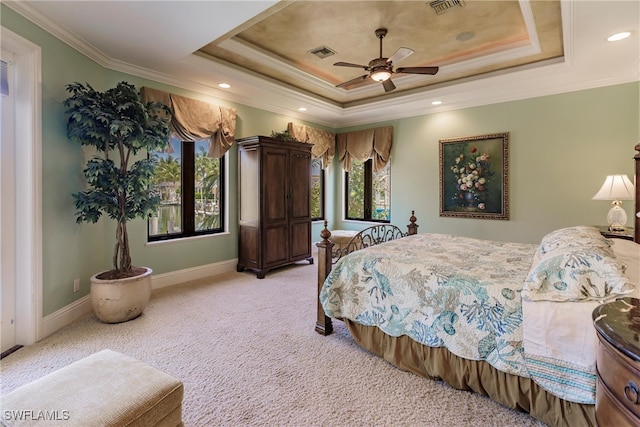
(344, 320, 596, 427)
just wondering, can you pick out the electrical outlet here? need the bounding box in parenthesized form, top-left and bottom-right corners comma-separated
(73, 278, 80, 293)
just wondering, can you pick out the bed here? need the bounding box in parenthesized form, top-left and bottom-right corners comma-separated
(315, 144, 640, 427)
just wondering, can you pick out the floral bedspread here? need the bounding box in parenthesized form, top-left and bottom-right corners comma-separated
(320, 233, 539, 377)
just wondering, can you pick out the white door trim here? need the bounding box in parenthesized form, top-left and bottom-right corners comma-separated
(1, 26, 42, 345)
(2, 48, 17, 352)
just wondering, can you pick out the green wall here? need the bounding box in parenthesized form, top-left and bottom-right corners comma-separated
(3, 5, 638, 317)
(2, 5, 333, 316)
(334, 83, 638, 243)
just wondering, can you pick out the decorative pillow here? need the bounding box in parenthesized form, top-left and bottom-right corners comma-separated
(523, 244, 635, 302)
(529, 226, 611, 270)
(536, 226, 611, 257)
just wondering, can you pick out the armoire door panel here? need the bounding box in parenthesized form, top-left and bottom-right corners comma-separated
(263, 148, 288, 223)
(289, 151, 311, 220)
(264, 224, 288, 266)
(289, 220, 311, 260)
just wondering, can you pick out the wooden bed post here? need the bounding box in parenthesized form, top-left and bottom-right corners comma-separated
(407, 210, 419, 236)
(315, 220, 334, 335)
(634, 142, 639, 243)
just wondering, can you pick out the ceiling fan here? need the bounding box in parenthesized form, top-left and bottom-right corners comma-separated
(334, 28, 439, 93)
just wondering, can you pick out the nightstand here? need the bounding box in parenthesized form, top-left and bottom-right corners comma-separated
(597, 226, 635, 241)
(592, 298, 640, 427)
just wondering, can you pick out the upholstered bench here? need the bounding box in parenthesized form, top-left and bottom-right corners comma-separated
(0, 349, 183, 427)
(329, 229, 361, 258)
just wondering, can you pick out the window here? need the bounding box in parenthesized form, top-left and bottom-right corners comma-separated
(345, 159, 390, 222)
(310, 157, 324, 220)
(148, 136, 225, 240)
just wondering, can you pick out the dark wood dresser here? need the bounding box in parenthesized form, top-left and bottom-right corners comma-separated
(236, 136, 314, 278)
(593, 298, 640, 426)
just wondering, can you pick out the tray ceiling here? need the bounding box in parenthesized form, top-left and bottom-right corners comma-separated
(198, 1, 563, 107)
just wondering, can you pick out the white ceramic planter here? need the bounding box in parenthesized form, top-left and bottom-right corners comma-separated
(90, 267, 152, 323)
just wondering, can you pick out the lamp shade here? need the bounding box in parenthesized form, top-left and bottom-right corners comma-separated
(592, 174, 635, 201)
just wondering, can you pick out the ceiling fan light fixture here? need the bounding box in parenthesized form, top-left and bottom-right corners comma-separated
(334, 28, 438, 93)
(371, 69, 392, 82)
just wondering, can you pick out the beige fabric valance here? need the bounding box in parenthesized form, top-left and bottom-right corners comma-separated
(337, 126, 393, 172)
(287, 123, 335, 169)
(141, 87, 237, 158)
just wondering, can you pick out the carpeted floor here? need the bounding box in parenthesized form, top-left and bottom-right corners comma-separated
(0, 260, 545, 426)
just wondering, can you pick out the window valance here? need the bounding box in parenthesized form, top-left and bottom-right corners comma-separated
(287, 123, 335, 169)
(141, 87, 237, 158)
(337, 126, 393, 172)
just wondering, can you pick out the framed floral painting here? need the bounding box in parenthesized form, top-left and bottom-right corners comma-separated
(439, 132, 509, 219)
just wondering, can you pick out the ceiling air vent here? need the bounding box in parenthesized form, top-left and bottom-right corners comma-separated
(309, 46, 336, 59)
(429, 0, 465, 15)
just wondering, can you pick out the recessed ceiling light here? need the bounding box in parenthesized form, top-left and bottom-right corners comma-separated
(432, 100, 443, 105)
(218, 83, 231, 89)
(298, 107, 307, 112)
(607, 31, 631, 42)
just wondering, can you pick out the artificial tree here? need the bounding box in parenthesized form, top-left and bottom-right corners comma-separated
(65, 81, 171, 280)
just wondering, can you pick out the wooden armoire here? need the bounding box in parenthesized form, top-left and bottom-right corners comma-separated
(236, 135, 314, 278)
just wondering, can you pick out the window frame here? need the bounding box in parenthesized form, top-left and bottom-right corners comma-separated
(344, 158, 390, 223)
(148, 139, 226, 242)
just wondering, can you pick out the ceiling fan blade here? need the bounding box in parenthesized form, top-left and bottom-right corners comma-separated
(387, 47, 414, 65)
(336, 74, 369, 88)
(382, 78, 396, 93)
(334, 61, 369, 69)
(395, 66, 439, 75)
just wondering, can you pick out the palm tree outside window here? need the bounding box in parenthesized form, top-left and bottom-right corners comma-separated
(345, 159, 390, 222)
(148, 136, 225, 240)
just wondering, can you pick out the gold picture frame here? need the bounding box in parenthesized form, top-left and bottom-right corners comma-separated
(439, 132, 509, 220)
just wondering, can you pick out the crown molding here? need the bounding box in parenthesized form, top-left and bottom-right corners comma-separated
(4, 1, 111, 67)
(5, 0, 638, 129)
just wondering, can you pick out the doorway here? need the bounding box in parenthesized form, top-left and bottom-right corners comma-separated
(0, 27, 42, 351)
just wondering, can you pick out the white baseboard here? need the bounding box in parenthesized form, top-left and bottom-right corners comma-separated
(40, 258, 239, 340)
(41, 295, 92, 340)
(151, 258, 238, 290)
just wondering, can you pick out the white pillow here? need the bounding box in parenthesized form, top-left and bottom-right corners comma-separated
(610, 238, 640, 297)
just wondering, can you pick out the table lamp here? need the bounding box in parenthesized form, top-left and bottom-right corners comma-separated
(592, 174, 635, 231)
